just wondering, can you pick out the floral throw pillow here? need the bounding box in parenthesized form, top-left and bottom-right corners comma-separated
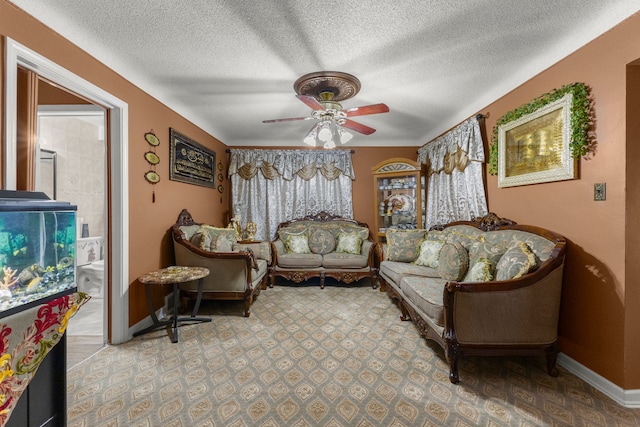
(335, 231, 363, 255)
(215, 234, 234, 252)
(191, 228, 213, 251)
(414, 240, 444, 268)
(437, 242, 469, 281)
(309, 228, 336, 255)
(285, 234, 311, 254)
(385, 229, 426, 262)
(463, 242, 506, 282)
(340, 226, 370, 241)
(495, 242, 537, 280)
(466, 258, 495, 282)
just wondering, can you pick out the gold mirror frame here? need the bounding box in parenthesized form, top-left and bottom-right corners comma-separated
(498, 93, 575, 188)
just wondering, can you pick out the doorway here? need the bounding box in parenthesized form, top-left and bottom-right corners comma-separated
(4, 37, 130, 345)
(36, 103, 107, 366)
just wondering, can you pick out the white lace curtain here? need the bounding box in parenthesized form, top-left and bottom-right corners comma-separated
(229, 149, 355, 240)
(417, 116, 488, 228)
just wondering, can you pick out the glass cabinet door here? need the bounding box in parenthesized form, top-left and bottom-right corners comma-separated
(371, 158, 426, 243)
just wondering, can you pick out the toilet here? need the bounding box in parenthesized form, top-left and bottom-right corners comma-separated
(76, 237, 104, 298)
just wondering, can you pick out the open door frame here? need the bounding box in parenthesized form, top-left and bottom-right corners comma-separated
(4, 37, 130, 344)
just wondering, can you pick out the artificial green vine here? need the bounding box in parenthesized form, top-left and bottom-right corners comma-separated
(488, 82, 593, 175)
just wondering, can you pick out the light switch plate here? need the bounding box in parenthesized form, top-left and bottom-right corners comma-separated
(594, 183, 606, 201)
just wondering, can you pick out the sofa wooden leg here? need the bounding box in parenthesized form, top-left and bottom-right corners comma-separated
(320, 274, 325, 289)
(244, 296, 252, 317)
(446, 344, 460, 384)
(269, 273, 275, 288)
(398, 302, 411, 321)
(547, 349, 559, 377)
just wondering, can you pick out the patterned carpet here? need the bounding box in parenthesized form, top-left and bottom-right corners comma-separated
(66, 281, 640, 426)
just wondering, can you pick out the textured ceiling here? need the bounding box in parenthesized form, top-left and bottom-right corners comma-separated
(8, 1, 640, 147)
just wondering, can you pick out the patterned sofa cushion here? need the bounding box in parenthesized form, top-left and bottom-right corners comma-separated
(178, 224, 202, 240)
(190, 225, 238, 252)
(234, 241, 272, 264)
(284, 233, 311, 254)
(495, 242, 537, 280)
(335, 231, 363, 255)
(379, 260, 439, 285)
(400, 276, 448, 327)
(308, 228, 336, 255)
(466, 258, 495, 282)
(485, 230, 553, 261)
(438, 242, 469, 281)
(463, 241, 506, 282)
(277, 253, 323, 268)
(414, 240, 444, 268)
(322, 253, 369, 269)
(385, 229, 426, 262)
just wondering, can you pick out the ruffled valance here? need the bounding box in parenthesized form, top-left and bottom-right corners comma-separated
(417, 116, 484, 176)
(229, 149, 355, 181)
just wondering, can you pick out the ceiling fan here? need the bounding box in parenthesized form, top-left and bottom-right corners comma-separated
(262, 71, 390, 148)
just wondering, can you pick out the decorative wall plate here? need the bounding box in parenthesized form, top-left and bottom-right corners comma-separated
(145, 132, 160, 147)
(218, 173, 224, 182)
(144, 171, 160, 184)
(217, 184, 224, 193)
(144, 151, 160, 165)
(386, 194, 413, 211)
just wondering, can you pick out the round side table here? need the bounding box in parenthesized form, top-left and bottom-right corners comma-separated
(133, 266, 211, 343)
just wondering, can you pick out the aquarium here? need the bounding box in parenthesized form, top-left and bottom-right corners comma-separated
(0, 190, 76, 319)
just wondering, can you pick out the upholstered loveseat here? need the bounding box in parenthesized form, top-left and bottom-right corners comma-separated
(378, 213, 566, 383)
(270, 212, 378, 288)
(172, 209, 271, 317)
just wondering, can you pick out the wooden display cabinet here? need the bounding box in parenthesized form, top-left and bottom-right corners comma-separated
(371, 158, 426, 243)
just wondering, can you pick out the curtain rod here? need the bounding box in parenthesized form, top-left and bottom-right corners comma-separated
(225, 149, 355, 153)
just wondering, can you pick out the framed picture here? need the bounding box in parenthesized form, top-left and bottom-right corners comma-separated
(169, 128, 216, 188)
(498, 92, 576, 188)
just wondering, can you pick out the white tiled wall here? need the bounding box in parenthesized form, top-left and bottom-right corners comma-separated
(38, 114, 106, 239)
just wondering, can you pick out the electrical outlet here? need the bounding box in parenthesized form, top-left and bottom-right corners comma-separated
(594, 183, 606, 201)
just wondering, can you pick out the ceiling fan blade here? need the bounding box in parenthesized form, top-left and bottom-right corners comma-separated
(341, 119, 376, 135)
(296, 95, 325, 111)
(262, 116, 313, 123)
(345, 103, 389, 117)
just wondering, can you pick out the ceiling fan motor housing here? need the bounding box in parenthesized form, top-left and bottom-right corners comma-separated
(293, 71, 362, 102)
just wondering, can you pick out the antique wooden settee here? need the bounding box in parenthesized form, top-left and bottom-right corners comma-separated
(378, 213, 566, 383)
(171, 209, 271, 317)
(270, 212, 378, 288)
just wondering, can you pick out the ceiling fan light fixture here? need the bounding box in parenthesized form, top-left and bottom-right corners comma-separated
(338, 127, 353, 144)
(303, 132, 316, 146)
(323, 140, 337, 149)
(264, 71, 388, 147)
(317, 121, 332, 142)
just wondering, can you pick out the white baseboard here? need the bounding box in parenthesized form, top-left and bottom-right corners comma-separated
(558, 353, 640, 408)
(130, 306, 167, 337)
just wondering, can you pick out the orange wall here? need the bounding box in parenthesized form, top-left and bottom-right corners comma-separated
(3, 0, 640, 389)
(480, 13, 640, 388)
(0, 1, 230, 325)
